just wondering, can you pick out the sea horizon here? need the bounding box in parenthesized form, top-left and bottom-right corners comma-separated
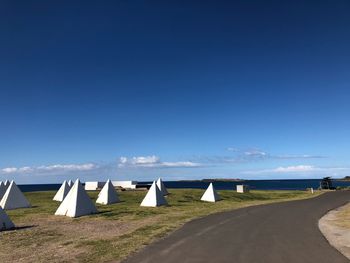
(16, 178, 350, 192)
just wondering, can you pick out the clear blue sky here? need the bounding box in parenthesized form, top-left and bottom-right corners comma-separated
(1, 0, 350, 183)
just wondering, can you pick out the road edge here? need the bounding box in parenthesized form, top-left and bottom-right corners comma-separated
(319, 202, 350, 260)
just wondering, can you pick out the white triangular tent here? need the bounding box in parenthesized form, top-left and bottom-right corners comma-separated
(0, 181, 6, 200)
(67, 180, 73, 187)
(156, 178, 169, 196)
(53, 180, 71, 202)
(0, 181, 31, 210)
(96, 179, 120, 205)
(201, 183, 221, 202)
(140, 181, 167, 207)
(4, 180, 10, 189)
(0, 207, 15, 231)
(55, 179, 98, 218)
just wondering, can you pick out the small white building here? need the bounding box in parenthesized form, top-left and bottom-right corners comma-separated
(112, 181, 138, 189)
(236, 184, 249, 193)
(85, 182, 105, 191)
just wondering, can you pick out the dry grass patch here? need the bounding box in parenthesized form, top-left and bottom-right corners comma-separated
(333, 202, 350, 229)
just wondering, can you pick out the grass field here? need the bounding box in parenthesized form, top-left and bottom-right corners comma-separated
(0, 188, 321, 262)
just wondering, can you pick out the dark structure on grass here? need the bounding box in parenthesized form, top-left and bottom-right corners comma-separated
(319, 177, 335, 190)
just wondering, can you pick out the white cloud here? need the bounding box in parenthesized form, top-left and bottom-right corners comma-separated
(119, 157, 128, 164)
(131, 155, 160, 165)
(18, 166, 33, 173)
(37, 163, 97, 171)
(118, 156, 201, 168)
(244, 150, 268, 157)
(243, 165, 349, 175)
(161, 161, 201, 168)
(226, 147, 239, 152)
(274, 165, 316, 173)
(2, 167, 18, 174)
(274, 154, 326, 159)
(0, 163, 98, 175)
(223, 147, 326, 163)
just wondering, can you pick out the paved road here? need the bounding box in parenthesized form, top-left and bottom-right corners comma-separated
(124, 191, 350, 263)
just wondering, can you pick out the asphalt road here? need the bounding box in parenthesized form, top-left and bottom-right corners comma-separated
(124, 191, 350, 263)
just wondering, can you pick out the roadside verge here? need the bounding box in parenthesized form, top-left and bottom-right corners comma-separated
(319, 202, 350, 260)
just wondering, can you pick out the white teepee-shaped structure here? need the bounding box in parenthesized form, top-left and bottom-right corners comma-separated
(96, 179, 120, 205)
(53, 180, 71, 202)
(201, 183, 221, 202)
(0, 206, 15, 231)
(0, 181, 31, 210)
(0, 181, 6, 200)
(55, 179, 98, 218)
(67, 180, 73, 187)
(4, 180, 10, 189)
(156, 178, 169, 196)
(140, 181, 167, 207)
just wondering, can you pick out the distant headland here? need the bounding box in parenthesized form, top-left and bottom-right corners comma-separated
(337, 176, 350, 181)
(179, 178, 245, 182)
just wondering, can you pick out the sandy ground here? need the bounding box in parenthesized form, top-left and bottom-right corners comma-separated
(319, 202, 350, 260)
(0, 214, 162, 263)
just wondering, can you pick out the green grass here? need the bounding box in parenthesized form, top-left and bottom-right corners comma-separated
(1, 189, 321, 263)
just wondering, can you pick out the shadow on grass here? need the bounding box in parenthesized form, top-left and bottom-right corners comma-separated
(3, 225, 38, 232)
(16, 225, 37, 230)
(96, 210, 114, 215)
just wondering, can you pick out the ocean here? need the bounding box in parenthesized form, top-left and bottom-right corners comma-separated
(17, 179, 350, 192)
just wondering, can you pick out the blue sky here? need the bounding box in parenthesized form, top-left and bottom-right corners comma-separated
(1, 1, 350, 183)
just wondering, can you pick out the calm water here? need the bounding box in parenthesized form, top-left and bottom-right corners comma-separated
(142, 179, 350, 191)
(18, 179, 350, 192)
(19, 184, 62, 192)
